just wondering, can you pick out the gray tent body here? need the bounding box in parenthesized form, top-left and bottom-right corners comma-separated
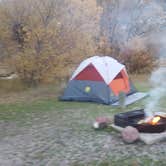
(60, 80, 137, 105)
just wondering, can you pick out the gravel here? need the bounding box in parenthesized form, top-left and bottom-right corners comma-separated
(0, 108, 166, 166)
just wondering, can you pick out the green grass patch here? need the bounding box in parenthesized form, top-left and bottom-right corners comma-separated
(0, 74, 165, 124)
(0, 76, 151, 123)
(0, 99, 115, 121)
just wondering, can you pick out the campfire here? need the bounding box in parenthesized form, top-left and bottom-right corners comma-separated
(151, 116, 161, 125)
(138, 116, 161, 125)
(93, 109, 166, 144)
(114, 109, 166, 133)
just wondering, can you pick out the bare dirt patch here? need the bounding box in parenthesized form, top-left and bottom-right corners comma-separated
(0, 108, 165, 166)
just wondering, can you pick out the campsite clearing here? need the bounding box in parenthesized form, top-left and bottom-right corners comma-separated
(0, 75, 166, 166)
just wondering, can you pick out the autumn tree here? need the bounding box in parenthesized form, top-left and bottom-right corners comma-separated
(0, 0, 101, 86)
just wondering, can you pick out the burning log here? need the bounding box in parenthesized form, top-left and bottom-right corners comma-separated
(151, 116, 161, 125)
(138, 116, 161, 125)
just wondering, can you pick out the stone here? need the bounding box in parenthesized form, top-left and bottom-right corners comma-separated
(0, 64, 13, 77)
(93, 117, 111, 129)
(121, 126, 139, 143)
(111, 124, 166, 144)
(96, 117, 111, 123)
(140, 132, 166, 144)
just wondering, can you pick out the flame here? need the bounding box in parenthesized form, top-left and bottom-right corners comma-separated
(150, 116, 161, 125)
(138, 116, 161, 125)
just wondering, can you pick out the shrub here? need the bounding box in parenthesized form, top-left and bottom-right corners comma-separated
(11, 53, 55, 86)
(97, 36, 157, 74)
(119, 49, 157, 74)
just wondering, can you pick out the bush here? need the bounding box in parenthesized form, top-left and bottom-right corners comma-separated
(97, 36, 157, 74)
(11, 53, 56, 86)
(119, 49, 157, 74)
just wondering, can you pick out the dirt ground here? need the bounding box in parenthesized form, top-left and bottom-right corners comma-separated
(0, 76, 166, 166)
(0, 107, 166, 166)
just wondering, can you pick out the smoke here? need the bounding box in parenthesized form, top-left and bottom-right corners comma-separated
(144, 24, 166, 116)
(99, 0, 166, 115)
(145, 66, 166, 116)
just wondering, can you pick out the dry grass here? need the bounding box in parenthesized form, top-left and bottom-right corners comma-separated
(0, 74, 149, 104)
(0, 80, 64, 104)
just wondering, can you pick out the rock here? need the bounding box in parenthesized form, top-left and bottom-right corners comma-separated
(96, 117, 111, 124)
(154, 112, 166, 118)
(111, 124, 166, 144)
(0, 73, 18, 80)
(93, 117, 111, 129)
(140, 132, 166, 145)
(0, 65, 13, 77)
(121, 126, 139, 143)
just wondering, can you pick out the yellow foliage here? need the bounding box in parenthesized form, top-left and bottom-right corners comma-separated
(0, 0, 101, 86)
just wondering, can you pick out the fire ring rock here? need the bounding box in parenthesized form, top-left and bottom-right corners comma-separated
(121, 126, 139, 143)
(93, 117, 111, 129)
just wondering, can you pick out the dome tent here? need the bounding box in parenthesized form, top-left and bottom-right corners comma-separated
(61, 56, 146, 105)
